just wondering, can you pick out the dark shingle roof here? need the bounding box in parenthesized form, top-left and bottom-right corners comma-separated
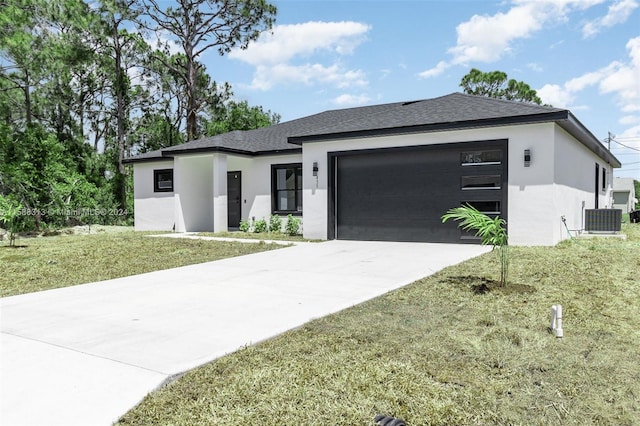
(288, 93, 568, 142)
(124, 92, 620, 167)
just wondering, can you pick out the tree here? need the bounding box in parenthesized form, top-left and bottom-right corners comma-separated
(460, 68, 542, 105)
(442, 204, 509, 287)
(204, 100, 280, 136)
(140, 0, 277, 141)
(0, 194, 22, 246)
(94, 0, 150, 209)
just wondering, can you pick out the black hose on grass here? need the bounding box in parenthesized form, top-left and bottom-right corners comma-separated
(374, 414, 406, 426)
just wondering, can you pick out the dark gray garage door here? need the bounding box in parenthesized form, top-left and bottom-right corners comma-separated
(328, 140, 507, 243)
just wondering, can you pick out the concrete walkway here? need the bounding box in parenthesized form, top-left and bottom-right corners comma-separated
(0, 240, 489, 426)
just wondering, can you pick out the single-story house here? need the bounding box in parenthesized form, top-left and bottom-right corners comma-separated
(612, 177, 637, 213)
(124, 92, 621, 246)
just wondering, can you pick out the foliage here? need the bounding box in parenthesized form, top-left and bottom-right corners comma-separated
(285, 214, 301, 236)
(253, 218, 268, 233)
(205, 100, 281, 136)
(0, 125, 117, 229)
(140, 0, 277, 141)
(268, 214, 282, 233)
(442, 204, 509, 286)
(460, 68, 543, 105)
(239, 220, 251, 232)
(0, 0, 280, 232)
(635, 180, 640, 210)
(0, 194, 23, 246)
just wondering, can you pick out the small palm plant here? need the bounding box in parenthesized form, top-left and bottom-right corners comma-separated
(442, 204, 509, 286)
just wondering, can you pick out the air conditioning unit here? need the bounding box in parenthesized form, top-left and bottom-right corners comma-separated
(584, 209, 622, 232)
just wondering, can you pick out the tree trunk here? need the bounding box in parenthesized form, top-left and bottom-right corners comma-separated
(185, 45, 198, 142)
(114, 22, 127, 209)
(23, 69, 32, 126)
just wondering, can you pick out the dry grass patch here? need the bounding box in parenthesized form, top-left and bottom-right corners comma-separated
(117, 225, 640, 426)
(0, 229, 283, 297)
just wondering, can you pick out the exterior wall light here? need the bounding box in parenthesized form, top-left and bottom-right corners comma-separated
(524, 149, 531, 167)
(312, 162, 319, 176)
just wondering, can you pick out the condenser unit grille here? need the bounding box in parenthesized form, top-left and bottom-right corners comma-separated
(584, 209, 622, 232)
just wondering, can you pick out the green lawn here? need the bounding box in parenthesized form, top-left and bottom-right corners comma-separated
(118, 225, 640, 426)
(0, 229, 283, 297)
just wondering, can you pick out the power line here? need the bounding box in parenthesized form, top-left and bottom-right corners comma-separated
(612, 138, 640, 152)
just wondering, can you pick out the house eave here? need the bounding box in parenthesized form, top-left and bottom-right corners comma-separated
(122, 156, 173, 164)
(557, 112, 621, 168)
(160, 146, 255, 157)
(125, 146, 302, 163)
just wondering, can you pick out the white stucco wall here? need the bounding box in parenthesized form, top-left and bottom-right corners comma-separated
(174, 155, 214, 232)
(228, 154, 302, 225)
(302, 122, 614, 246)
(552, 126, 613, 242)
(133, 160, 175, 231)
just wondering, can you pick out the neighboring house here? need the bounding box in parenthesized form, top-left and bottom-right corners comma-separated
(124, 92, 620, 246)
(612, 177, 637, 213)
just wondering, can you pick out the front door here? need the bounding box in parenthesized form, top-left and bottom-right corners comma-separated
(227, 171, 241, 229)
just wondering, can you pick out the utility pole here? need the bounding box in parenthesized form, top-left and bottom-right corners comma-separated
(606, 131, 615, 150)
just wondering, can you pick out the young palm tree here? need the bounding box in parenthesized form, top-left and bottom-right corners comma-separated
(442, 204, 509, 286)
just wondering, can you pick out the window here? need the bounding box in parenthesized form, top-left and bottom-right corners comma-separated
(461, 175, 501, 190)
(462, 201, 501, 215)
(602, 168, 606, 191)
(154, 169, 173, 192)
(272, 163, 302, 214)
(461, 150, 502, 166)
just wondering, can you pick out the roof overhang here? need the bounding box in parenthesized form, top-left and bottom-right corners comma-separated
(288, 110, 621, 168)
(557, 112, 621, 168)
(122, 155, 173, 164)
(124, 146, 302, 163)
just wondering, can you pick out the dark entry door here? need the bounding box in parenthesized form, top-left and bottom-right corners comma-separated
(227, 171, 241, 228)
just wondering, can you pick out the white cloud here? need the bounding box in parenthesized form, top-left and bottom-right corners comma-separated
(539, 35, 640, 149)
(450, 0, 605, 64)
(582, 0, 639, 38)
(332, 93, 372, 106)
(619, 125, 640, 138)
(600, 37, 640, 111)
(418, 61, 450, 78)
(230, 21, 371, 90)
(247, 63, 367, 91)
(419, 0, 605, 77)
(527, 63, 543, 72)
(537, 83, 576, 107)
(620, 115, 640, 125)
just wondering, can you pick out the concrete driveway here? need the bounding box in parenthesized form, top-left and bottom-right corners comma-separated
(0, 240, 489, 426)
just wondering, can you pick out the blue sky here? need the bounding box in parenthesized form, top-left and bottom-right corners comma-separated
(189, 0, 640, 178)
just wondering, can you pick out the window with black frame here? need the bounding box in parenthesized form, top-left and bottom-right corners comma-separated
(154, 169, 173, 192)
(271, 163, 302, 214)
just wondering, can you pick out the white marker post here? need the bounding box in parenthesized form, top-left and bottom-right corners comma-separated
(550, 304, 564, 338)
